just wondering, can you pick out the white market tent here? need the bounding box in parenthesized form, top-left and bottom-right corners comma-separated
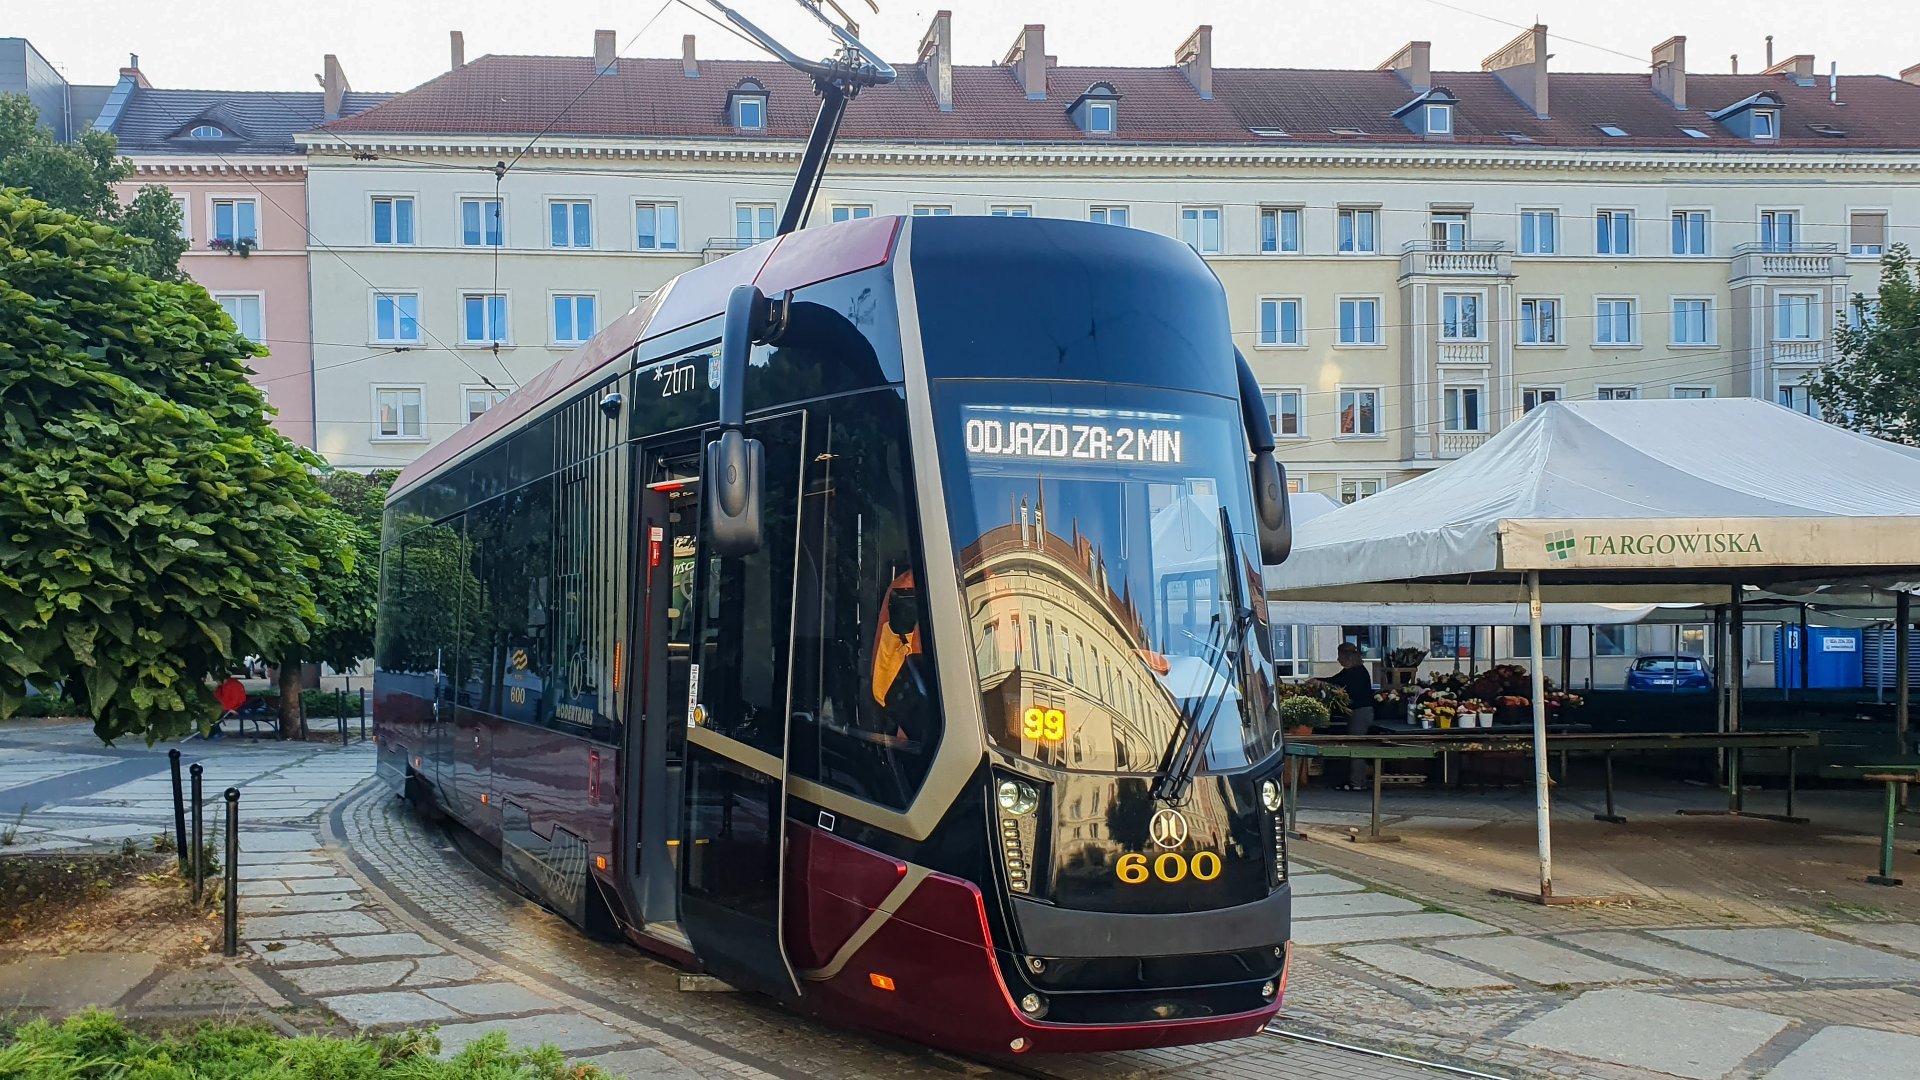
(1267, 399, 1920, 901)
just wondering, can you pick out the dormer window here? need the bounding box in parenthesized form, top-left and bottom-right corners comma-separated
(1707, 91, 1786, 143)
(1393, 87, 1457, 137)
(1425, 103, 1452, 134)
(1752, 109, 1779, 139)
(1067, 83, 1120, 135)
(728, 80, 767, 131)
(189, 125, 224, 139)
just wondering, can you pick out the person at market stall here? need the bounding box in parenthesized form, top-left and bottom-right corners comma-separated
(1326, 642, 1377, 790)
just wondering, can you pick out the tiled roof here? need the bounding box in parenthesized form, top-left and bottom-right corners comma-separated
(110, 87, 392, 155)
(316, 52, 1920, 152)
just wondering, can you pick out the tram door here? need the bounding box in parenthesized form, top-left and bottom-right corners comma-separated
(678, 411, 807, 1000)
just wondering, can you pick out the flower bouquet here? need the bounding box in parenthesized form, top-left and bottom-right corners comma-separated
(1279, 695, 1332, 734)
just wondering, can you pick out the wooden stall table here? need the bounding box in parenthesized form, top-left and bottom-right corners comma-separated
(1283, 739, 1437, 844)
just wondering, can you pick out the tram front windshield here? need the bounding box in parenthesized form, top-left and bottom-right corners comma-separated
(934, 381, 1282, 775)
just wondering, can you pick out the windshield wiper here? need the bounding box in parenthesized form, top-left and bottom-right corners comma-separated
(1153, 508, 1256, 803)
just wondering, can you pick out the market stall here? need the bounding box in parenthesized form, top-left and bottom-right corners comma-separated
(1267, 398, 1920, 903)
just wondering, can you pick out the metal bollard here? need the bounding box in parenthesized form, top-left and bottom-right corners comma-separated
(223, 787, 240, 955)
(190, 763, 205, 904)
(337, 692, 347, 744)
(169, 749, 188, 873)
(360, 688, 368, 741)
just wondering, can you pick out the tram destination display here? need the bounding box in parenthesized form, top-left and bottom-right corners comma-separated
(961, 404, 1187, 466)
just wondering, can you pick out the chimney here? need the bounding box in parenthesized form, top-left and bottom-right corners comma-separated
(1903, 62, 1920, 86)
(594, 30, 617, 75)
(918, 11, 953, 110)
(1004, 25, 1046, 100)
(119, 53, 152, 89)
(1651, 35, 1686, 110)
(1177, 25, 1213, 99)
(450, 31, 465, 70)
(1483, 23, 1550, 119)
(1762, 53, 1815, 85)
(322, 54, 350, 121)
(1378, 40, 1432, 93)
(682, 34, 699, 77)
(1766, 35, 1775, 68)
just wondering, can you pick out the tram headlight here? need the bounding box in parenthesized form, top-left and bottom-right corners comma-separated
(997, 778, 1040, 816)
(1019, 992, 1047, 1017)
(1261, 779, 1283, 812)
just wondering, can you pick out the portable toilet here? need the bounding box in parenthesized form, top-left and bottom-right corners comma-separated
(1775, 626, 1864, 689)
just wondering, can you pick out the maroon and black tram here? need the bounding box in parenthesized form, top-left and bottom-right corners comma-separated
(374, 211, 1297, 1054)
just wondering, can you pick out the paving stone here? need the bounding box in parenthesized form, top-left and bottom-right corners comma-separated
(279, 961, 414, 995)
(1295, 891, 1425, 920)
(1653, 929, 1920, 982)
(1506, 988, 1790, 1080)
(239, 893, 364, 914)
(421, 981, 561, 1016)
(250, 939, 342, 964)
(0, 953, 162, 1011)
(1760, 1024, 1920, 1080)
(1821, 923, 1920, 957)
(1289, 873, 1369, 896)
(244, 910, 385, 938)
(433, 1012, 629, 1056)
(330, 932, 443, 958)
(1290, 912, 1501, 946)
(322, 989, 459, 1026)
(230, 831, 321, 851)
(401, 955, 483, 985)
(1430, 937, 1653, 986)
(238, 879, 291, 896)
(1559, 931, 1766, 980)
(1339, 944, 1517, 990)
(580, 1047, 703, 1079)
(238, 849, 328, 865)
(285, 876, 361, 894)
(235, 861, 343, 880)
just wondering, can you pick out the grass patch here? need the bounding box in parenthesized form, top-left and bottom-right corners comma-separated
(0, 1010, 609, 1079)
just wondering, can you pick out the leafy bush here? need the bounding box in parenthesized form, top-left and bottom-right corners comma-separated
(1278, 695, 1331, 731)
(244, 688, 362, 718)
(0, 1010, 608, 1079)
(14, 693, 81, 718)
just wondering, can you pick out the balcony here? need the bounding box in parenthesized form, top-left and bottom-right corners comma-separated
(1730, 242, 1844, 280)
(1400, 240, 1511, 279)
(1436, 342, 1490, 366)
(1434, 431, 1492, 458)
(1771, 340, 1826, 366)
(703, 236, 760, 262)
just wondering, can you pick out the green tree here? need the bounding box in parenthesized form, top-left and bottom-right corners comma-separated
(0, 190, 350, 743)
(1811, 243, 1920, 446)
(0, 93, 186, 280)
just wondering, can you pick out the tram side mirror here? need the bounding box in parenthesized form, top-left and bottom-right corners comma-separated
(1250, 452, 1292, 566)
(708, 283, 775, 558)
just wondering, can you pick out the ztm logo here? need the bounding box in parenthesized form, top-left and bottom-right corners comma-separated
(1545, 530, 1577, 561)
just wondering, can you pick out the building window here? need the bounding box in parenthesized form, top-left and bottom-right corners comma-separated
(190, 125, 224, 139)
(465, 387, 511, 423)
(1430, 212, 1468, 251)
(1519, 298, 1560, 345)
(1595, 625, 1636, 655)
(1180, 206, 1222, 253)
(1851, 211, 1888, 256)
(1775, 294, 1818, 341)
(1260, 207, 1301, 253)
(1519, 210, 1557, 254)
(1849, 298, 1881, 332)
(462, 292, 509, 345)
(1671, 386, 1715, 399)
(830, 204, 872, 223)
(1262, 388, 1303, 438)
(1431, 625, 1477, 659)
(1752, 109, 1778, 140)
(549, 200, 592, 248)
(1442, 386, 1483, 432)
(1760, 210, 1798, 251)
(1087, 99, 1115, 133)
(1338, 298, 1381, 345)
(212, 198, 258, 243)
(1338, 208, 1378, 253)
(1671, 210, 1708, 255)
(371, 196, 415, 245)
(1511, 625, 1562, 659)
(1272, 624, 1310, 677)
(1596, 210, 1632, 255)
(1595, 298, 1638, 345)
(1258, 298, 1303, 346)
(172, 195, 191, 239)
(1521, 387, 1560, 412)
(1777, 383, 1820, 417)
(375, 387, 424, 440)
(1672, 299, 1713, 345)
(1088, 205, 1130, 227)
(461, 198, 503, 247)
(373, 292, 420, 344)
(736, 203, 777, 241)
(989, 205, 1032, 218)
(635, 201, 680, 250)
(913, 205, 953, 217)
(1338, 389, 1380, 436)
(1338, 480, 1381, 506)
(733, 91, 766, 131)
(1425, 103, 1453, 134)
(1597, 386, 1638, 401)
(552, 294, 597, 345)
(214, 294, 262, 340)
(1440, 292, 1480, 340)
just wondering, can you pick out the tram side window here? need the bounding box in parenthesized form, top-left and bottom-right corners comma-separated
(377, 518, 477, 681)
(466, 488, 552, 726)
(788, 393, 942, 810)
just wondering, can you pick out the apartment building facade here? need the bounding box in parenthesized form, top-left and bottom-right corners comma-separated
(298, 20, 1920, 490)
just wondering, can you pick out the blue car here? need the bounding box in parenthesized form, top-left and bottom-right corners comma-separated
(1625, 654, 1713, 692)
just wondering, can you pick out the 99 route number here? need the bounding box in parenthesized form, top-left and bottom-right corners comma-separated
(1116, 851, 1222, 885)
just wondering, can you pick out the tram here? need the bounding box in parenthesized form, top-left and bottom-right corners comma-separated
(372, 2, 1295, 1057)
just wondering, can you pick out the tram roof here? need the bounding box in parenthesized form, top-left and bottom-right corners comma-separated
(387, 214, 902, 503)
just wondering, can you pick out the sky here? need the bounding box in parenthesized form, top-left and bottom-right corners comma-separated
(18, 1, 1915, 95)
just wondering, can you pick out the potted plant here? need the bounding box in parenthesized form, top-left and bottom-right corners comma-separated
(1279, 695, 1331, 737)
(1494, 694, 1531, 724)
